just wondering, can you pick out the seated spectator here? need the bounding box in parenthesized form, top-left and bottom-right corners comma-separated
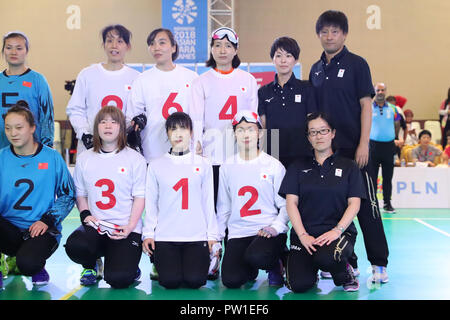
(401, 109, 419, 146)
(411, 130, 442, 167)
(442, 144, 450, 165)
(438, 87, 449, 149)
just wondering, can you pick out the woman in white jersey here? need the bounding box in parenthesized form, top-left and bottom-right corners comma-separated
(66, 24, 140, 155)
(126, 28, 198, 162)
(65, 106, 147, 289)
(142, 112, 219, 289)
(190, 27, 258, 207)
(216, 110, 289, 288)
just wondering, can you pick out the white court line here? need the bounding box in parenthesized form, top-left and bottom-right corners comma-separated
(414, 218, 450, 237)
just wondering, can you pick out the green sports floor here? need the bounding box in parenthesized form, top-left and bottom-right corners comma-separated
(1, 208, 449, 301)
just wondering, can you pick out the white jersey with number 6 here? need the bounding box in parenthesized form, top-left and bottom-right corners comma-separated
(66, 63, 140, 140)
(143, 152, 219, 242)
(73, 147, 147, 234)
(216, 152, 289, 240)
(190, 68, 258, 165)
(126, 65, 199, 162)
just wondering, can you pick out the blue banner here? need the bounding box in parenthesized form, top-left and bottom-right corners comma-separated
(162, 0, 208, 63)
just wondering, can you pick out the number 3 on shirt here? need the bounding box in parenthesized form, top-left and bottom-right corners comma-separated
(95, 179, 116, 210)
(162, 92, 183, 119)
(238, 186, 261, 217)
(218, 96, 237, 120)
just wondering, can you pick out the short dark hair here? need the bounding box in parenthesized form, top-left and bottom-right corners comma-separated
(306, 112, 336, 131)
(386, 96, 396, 104)
(419, 130, 432, 139)
(205, 39, 241, 69)
(147, 28, 179, 61)
(2, 31, 29, 54)
(270, 36, 300, 60)
(2, 100, 35, 127)
(315, 10, 349, 35)
(165, 112, 193, 133)
(101, 24, 132, 46)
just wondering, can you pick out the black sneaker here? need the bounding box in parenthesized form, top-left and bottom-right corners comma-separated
(343, 264, 359, 292)
(383, 201, 396, 213)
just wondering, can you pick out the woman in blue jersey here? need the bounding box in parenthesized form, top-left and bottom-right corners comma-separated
(0, 31, 54, 149)
(0, 101, 75, 288)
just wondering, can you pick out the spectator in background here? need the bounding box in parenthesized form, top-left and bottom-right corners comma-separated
(438, 87, 450, 149)
(401, 109, 419, 146)
(442, 143, 450, 164)
(386, 95, 406, 159)
(411, 130, 442, 167)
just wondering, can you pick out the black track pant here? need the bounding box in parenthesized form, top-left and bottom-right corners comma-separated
(340, 148, 389, 268)
(221, 233, 287, 289)
(369, 140, 396, 202)
(287, 232, 355, 293)
(153, 241, 210, 289)
(65, 225, 142, 289)
(0, 216, 58, 276)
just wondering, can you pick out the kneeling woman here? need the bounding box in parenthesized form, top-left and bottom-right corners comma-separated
(216, 110, 289, 288)
(0, 101, 75, 287)
(65, 106, 147, 289)
(142, 112, 219, 289)
(279, 112, 365, 293)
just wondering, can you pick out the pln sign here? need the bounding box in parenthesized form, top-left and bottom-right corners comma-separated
(162, 0, 208, 63)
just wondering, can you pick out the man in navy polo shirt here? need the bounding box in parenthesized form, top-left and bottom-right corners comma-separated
(370, 83, 398, 214)
(258, 36, 317, 169)
(309, 10, 389, 284)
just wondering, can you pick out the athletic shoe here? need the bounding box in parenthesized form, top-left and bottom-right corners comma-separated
(343, 264, 359, 292)
(267, 260, 285, 286)
(80, 268, 98, 286)
(0, 254, 8, 278)
(32, 268, 49, 285)
(372, 265, 389, 283)
(320, 270, 332, 279)
(134, 267, 141, 282)
(150, 264, 159, 281)
(383, 201, 396, 213)
(208, 243, 222, 281)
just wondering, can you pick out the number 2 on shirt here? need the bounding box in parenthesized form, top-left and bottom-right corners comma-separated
(238, 186, 261, 217)
(95, 179, 116, 210)
(162, 92, 183, 119)
(218, 96, 237, 120)
(173, 178, 189, 210)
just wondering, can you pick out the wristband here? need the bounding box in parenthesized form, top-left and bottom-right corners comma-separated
(80, 209, 92, 223)
(334, 225, 345, 234)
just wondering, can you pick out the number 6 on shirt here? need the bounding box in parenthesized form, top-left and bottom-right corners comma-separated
(162, 92, 183, 119)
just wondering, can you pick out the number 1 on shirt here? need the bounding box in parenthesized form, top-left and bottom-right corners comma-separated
(173, 178, 189, 210)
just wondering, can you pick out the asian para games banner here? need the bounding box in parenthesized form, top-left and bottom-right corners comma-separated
(162, 0, 208, 63)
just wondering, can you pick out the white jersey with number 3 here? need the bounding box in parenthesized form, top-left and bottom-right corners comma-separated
(73, 147, 147, 233)
(143, 152, 219, 242)
(190, 68, 258, 165)
(66, 63, 140, 139)
(126, 65, 199, 162)
(216, 152, 289, 240)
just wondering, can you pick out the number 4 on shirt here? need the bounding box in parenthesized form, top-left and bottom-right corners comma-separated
(218, 96, 237, 120)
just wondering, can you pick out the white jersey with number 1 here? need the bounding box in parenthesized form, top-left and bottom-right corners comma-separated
(190, 68, 258, 165)
(126, 65, 199, 162)
(73, 147, 147, 234)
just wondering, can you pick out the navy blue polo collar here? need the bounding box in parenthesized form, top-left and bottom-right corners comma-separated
(311, 151, 339, 168)
(320, 46, 349, 65)
(372, 101, 389, 109)
(272, 72, 296, 89)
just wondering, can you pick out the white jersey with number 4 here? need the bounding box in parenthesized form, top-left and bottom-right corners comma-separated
(190, 68, 258, 165)
(73, 147, 147, 234)
(216, 151, 289, 240)
(143, 152, 219, 242)
(66, 63, 140, 139)
(126, 65, 199, 162)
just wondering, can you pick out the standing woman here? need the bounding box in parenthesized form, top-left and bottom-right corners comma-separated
(65, 106, 146, 289)
(279, 112, 365, 293)
(0, 31, 54, 149)
(190, 27, 258, 206)
(67, 24, 140, 155)
(216, 111, 289, 288)
(126, 28, 198, 162)
(142, 112, 219, 289)
(0, 101, 75, 287)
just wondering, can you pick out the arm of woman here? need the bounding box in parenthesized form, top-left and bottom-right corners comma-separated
(313, 197, 360, 247)
(110, 196, 145, 240)
(286, 194, 316, 255)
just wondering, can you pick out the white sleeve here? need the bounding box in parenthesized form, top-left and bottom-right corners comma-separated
(202, 164, 219, 241)
(215, 165, 231, 240)
(189, 77, 205, 148)
(66, 71, 90, 139)
(73, 154, 87, 197)
(142, 163, 159, 240)
(249, 74, 259, 113)
(132, 152, 147, 198)
(270, 162, 289, 234)
(126, 77, 147, 126)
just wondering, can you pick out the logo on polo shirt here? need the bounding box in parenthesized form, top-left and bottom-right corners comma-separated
(335, 168, 343, 177)
(295, 94, 302, 103)
(302, 169, 312, 173)
(337, 69, 345, 78)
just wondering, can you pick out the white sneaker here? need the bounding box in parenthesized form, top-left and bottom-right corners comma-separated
(372, 265, 389, 283)
(319, 270, 332, 279)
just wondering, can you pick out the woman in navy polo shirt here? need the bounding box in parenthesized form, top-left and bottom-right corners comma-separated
(279, 112, 365, 293)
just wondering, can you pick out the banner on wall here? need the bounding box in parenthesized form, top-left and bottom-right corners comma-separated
(162, 0, 208, 63)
